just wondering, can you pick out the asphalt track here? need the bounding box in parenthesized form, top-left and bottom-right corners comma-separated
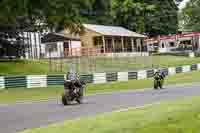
(1, 83, 200, 133)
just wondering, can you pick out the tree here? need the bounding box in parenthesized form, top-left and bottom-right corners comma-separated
(0, 0, 91, 58)
(0, 0, 91, 33)
(144, 0, 179, 36)
(111, 0, 155, 33)
(81, 0, 113, 25)
(110, 0, 180, 35)
(180, 0, 200, 31)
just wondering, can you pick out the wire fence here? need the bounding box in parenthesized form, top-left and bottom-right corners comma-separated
(47, 47, 152, 74)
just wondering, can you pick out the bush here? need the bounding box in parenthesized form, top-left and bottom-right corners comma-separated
(194, 52, 200, 57)
(153, 52, 189, 57)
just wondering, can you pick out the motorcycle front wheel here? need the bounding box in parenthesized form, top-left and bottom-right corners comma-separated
(154, 80, 159, 89)
(62, 93, 69, 106)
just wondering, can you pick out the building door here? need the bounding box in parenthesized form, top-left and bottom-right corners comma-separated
(63, 41, 69, 57)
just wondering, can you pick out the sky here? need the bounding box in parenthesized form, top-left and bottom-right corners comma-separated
(179, 0, 191, 9)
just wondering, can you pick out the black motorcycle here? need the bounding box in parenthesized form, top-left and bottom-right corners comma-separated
(154, 71, 165, 89)
(62, 79, 86, 105)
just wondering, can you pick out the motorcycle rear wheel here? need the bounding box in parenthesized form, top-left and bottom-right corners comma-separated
(62, 94, 69, 106)
(76, 96, 83, 104)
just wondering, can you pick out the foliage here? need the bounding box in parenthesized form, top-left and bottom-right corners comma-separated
(111, 0, 143, 33)
(144, 0, 179, 36)
(81, 0, 181, 35)
(0, 0, 183, 46)
(0, 0, 91, 58)
(82, 0, 113, 25)
(0, 0, 92, 33)
(180, 0, 200, 31)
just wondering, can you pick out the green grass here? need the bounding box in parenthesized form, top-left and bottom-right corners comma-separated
(1, 56, 200, 75)
(20, 96, 200, 133)
(87, 55, 200, 73)
(0, 70, 200, 104)
(0, 59, 50, 76)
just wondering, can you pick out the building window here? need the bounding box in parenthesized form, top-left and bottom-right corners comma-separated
(169, 42, 175, 47)
(63, 42, 69, 49)
(94, 38, 98, 46)
(93, 37, 102, 48)
(162, 43, 165, 48)
(46, 44, 57, 52)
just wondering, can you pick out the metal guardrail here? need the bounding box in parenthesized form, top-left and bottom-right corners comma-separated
(0, 64, 200, 89)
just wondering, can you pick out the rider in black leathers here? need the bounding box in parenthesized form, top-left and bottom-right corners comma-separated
(65, 72, 84, 97)
(154, 70, 166, 89)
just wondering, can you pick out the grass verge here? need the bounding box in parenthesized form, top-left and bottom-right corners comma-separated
(1, 56, 200, 75)
(0, 71, 200, 104)
(20, 96, 200, 133)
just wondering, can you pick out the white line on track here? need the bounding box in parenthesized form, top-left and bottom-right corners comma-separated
(21, 102, 162, 132)
(114, 102, 161, 113)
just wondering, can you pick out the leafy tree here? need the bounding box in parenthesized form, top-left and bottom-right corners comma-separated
(110, 0, 180, 35)
(144, 0, 179, 36)
(81, 0, 113, 25)
(111, 0, 154, 33)
(0, 0, 90, 58)
(0, 0, 90, 33)
(180, 0, 200, 31)
(0, 0, 182, 36)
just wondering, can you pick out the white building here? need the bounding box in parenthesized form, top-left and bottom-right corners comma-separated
(145, 32, 200, 53)
(41, 33, 81, 58)
(23, 32, 44, 59)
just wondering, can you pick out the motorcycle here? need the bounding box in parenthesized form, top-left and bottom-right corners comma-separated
(154, 71, 165, 89)
(62, 79, 86, 106)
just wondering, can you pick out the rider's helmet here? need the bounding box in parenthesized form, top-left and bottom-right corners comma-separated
(155, 69, 159, 74)
(156, 69, 165, 78)
(66, 71, 77, 81)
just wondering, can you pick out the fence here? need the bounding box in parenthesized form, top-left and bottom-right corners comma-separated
(47, 47, 152, 74)
(62, 48, 149, 57)
(0, 64, 200, 89)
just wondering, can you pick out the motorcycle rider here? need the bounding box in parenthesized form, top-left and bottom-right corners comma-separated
(154, 69, 165, 89)
(65, 71, 83, 96)
(62, 64, 85, 105)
